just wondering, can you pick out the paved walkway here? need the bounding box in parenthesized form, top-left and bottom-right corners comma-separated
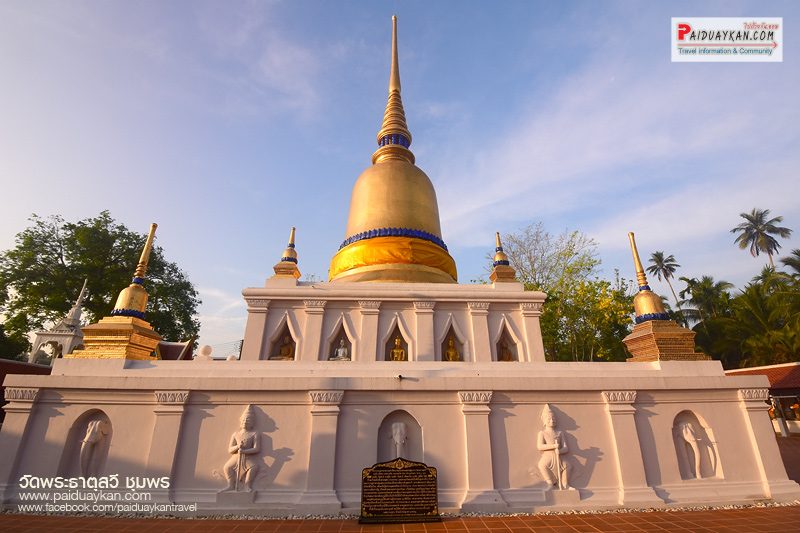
(1, 435, 799, 532)
(2, 507, 800, 533)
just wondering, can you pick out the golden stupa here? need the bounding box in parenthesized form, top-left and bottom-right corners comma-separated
(67, 223, 162, 360)
(328, 16, 457, 284)
(623, 232, 708, 362)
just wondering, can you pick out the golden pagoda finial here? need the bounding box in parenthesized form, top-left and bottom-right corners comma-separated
(273, 227, 301, 279)
(134, 223, 158, 280)
(111, 223, 157, 319)
(372, 16, 414, 165)
(490, 232, 516, 283)
(628, 232, 649, 288)
(389, 15, 400, 93)
(627, 232, 668, 323)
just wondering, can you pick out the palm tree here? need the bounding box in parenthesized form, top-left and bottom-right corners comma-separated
(646, 251, 683, 319)
(780, 249, 800, 277)
(731, 208, 793, 267)
(679, 276, 734, 325)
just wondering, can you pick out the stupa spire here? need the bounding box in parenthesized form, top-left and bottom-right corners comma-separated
(490, 232, 517, 283)
(627, 232, 669, 323)
(372, 15, 414, 165)
(65, 278, 88, 322)
(273, 227, 301, 279)
(111, 223, 157, 319)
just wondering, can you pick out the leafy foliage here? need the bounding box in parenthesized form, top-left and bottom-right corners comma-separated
(731, 208, 792, 267)
(502, 223, 633, 361)
(0, 212, 201, 356)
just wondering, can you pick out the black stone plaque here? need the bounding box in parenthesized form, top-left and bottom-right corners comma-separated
(359, 457, 441, 523)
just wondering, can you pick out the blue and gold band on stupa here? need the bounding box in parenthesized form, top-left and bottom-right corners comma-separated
(628, 232, 670, 324)
(110, 223, 157, 320)
(339, 227, 447, 251)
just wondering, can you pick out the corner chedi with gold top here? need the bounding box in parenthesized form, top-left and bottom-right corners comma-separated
(1, 16, 797, 519)
(622, 232, 709, 362)
(66, 223, 162, 360)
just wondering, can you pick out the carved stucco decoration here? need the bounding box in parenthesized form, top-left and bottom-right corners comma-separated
(738, 388, 769, 401)
(155, 391, 190, 405)
(521, 302, 544, 313)
(358, 300, 381, 310)
(413, 301, 436, 310)
(4, 387, 40, 402)
(459, 391, 493, 404)
(602, 390, 638, 404)
(245, 299, 270, 309)
(309, 390, 345, 405)
(303, 300, 328, 309)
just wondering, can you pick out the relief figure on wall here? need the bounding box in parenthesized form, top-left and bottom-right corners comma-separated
(390, 422, 407, 458)
(672, 411, 720, 480)
(223, 405, 261, 492)
(274, 335, 295, 360)
(80, 419, 110, 477)
(537, 404, 573, 490)
(679, 421, 702, 479)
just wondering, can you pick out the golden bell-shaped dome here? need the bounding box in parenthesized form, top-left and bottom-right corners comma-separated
(627, 232, 670, 323)
(329, 16, 457, 284)
(111, 223, 157, 319)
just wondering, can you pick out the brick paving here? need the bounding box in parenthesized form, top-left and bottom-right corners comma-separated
(2, 509, 800, 533)
(1, 435, 799, 532)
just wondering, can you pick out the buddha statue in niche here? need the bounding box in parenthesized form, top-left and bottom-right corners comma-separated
(390, 336, 406, 361)
(444, 335, 460, 361)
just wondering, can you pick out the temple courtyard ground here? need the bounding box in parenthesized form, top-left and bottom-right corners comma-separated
(2, 435, 799, 532)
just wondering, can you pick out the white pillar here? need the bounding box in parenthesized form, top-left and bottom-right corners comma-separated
(520, 302, 546, 362)
(298, 390, 344, 512)
(241, 299, 269, 360)
(468, 302, 492, 362)
(738, 388, 800, 500)
(358, 301, 381, 362)
(301, 300, 327, 361)
(459, 391, 505, 511)
(146, 391, 190, 502)
(602, 391, 664, 506)
(414, 301, 436, 361)
(0, 387, 40, 502)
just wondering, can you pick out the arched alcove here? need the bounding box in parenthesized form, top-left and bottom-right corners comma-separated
(326, 318, 353, 361)
(436, 314, 469, 361)
(672, 410, 722, 480)
(383, 323, 409, 361)
(269, 318, 297, 360)
(377, 410, 423, 463)
(494, 325, 519, 362)
(57, 409, 113, 477)
(440, 325, 464, 362)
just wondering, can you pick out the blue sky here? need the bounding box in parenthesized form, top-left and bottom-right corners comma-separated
(1, 1, 798, 348)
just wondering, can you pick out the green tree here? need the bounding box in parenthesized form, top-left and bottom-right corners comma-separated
(501, 223, 633, 361)
(679, 276, 733, 325)
(0, 324, 27, 361)
(731, 208, 793, 267)
(780, 249, 800, 276)
(646, 251, 683, 322)
(0, 212, 200, 356)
